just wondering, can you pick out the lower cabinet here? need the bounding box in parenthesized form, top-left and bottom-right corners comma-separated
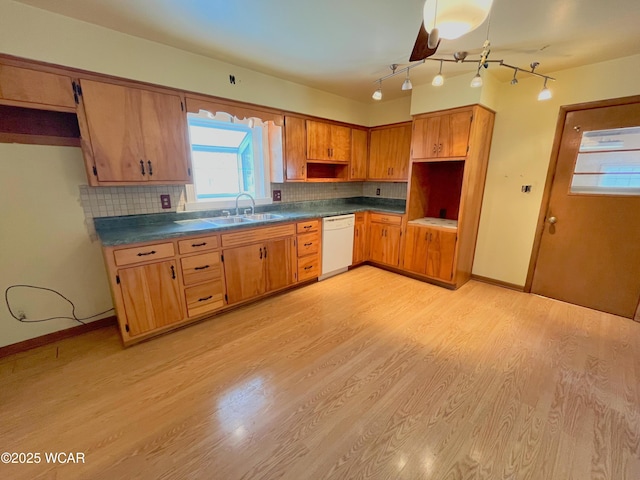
(222, 226, 296, 304)
(296, 219, 321, 281)
(368, 213, 403, 267)
(352, 212, 367, 264)
(118, 259, 182, 336)
(402, 224, 456, 282)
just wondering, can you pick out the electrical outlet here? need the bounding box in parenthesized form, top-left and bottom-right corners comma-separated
(273, 190, 282, 201)
(376, 188, 381, 196)
(160, 194, 171, 209)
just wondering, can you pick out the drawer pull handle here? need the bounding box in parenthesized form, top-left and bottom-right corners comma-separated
(137, 250, 156, 256)
(264, 247, 267, 258)
(140, 160, 146, 176)
(303, 225, 312, 229)
(147, 160, 153, 176)
(198, 295, 213, 302)
(171, 265, 176, 279)
(304, 266, 313, 270)
(304, 242, 313, 247)
(191, 242, 207, 247)
(259, 247, 263, 259)
(194, 265, 210, 271)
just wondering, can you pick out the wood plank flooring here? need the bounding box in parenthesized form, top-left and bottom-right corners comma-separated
(1, 266, 639, 479)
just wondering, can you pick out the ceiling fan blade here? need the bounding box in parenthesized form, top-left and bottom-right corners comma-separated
(409, 21, 440, 61)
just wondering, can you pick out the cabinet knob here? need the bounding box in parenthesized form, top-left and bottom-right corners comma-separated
(548, 216, 557, 225)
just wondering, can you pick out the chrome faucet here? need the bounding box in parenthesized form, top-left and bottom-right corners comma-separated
(235, 192, 255, 216)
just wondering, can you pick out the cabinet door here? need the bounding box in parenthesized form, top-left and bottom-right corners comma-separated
(264, 238, 295, 292)
(139, 90, 191, 182)
(448, 111, 473, 158)
(411, 116, 439, 159)
(80, 80, 145, 182)
(306, 120, 332, 161)
(119, 260, 182, 336)
(329, 124, 351, 162)
(368, 129, 391, 179)
(402, 225, 429, 274)
(223, 244, 266, 304)
(425, 229, 457, 282)
(387, 124, 412, 179)
(353, 218, 367, 264)
(368, 223, 401, 267)
(284, 116, 307, 180)
(350, 129, 368, 180)
(0, 65, 75, 108)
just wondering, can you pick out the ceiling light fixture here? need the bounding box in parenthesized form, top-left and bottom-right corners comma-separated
(402, 69, 413, 91)
(510, 68, 518, 85)
(423, 0, 494, 40)
(432, 60, 444, 86)
(372, 79, 383, 100)
(538, 77, 552, 101)
(470, 69, 483, 88)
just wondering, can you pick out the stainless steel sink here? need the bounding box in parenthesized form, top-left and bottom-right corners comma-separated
(243, 213, 284, 221)
(205, 216, 255, 225)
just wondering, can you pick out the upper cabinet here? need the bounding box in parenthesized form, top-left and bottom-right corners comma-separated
(283, 115, 307, 181)
(0, 65, 75, 110)
(368, 122, 412, 181)
(350, 128, 368, 180)
(306, 120, 351, 162)
(79, 80, 191, 185)
(411, 110, 473, 160)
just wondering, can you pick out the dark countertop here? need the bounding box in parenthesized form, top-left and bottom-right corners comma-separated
(95, 197, 405, 246)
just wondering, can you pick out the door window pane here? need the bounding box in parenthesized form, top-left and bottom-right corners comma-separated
(571, 126, 640, 195)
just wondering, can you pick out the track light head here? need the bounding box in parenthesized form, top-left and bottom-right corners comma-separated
(537, 78, 552, 101)
(470, 72, 483, 88)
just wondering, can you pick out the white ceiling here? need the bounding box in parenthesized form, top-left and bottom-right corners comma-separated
(14, 0, 640, 102)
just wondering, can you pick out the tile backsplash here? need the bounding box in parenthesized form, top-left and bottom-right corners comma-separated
(79, 181, 407, 223)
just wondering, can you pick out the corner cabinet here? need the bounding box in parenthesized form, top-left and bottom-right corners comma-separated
(402, 104, 495, 288)
(78, 79, 192, 185)
(368, 122, 412, 181)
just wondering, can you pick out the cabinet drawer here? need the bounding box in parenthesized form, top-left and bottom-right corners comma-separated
(369, 213, 402, 225)
(355, 212, 366, 223)
(298, 255, 320, 281)
(221, 224, 295, 248)
(181, 252, 221, 286)
(185, 280, 225, 318)
(297, 232, 320, 257)
(296, 219, 320, 234)
(114, 242, 175, 266)
(178, 235, 219, 254)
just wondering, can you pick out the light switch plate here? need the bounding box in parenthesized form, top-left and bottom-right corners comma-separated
(160, 194, 171, 209)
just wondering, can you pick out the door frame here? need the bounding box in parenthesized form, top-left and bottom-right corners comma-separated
(524, 95, 640, 301)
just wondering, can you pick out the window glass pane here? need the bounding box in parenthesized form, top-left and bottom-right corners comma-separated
(192, 151, 240, 198)
(571, 126, 640, 196)
(189, 125, 247, 148)
(579, 126, 640, 152)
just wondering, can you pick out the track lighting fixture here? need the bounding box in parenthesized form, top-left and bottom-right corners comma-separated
(537, 77, 552, 101)
(432, 60, 444, 86)
(470, 69, 483, 88)
(510, 68, 518, 85)
(402, 70, 413, 91)
(372, 56, 554, 102)
(372, 80, 383, 100)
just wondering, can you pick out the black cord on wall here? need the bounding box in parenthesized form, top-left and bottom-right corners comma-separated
(4, 284, 114, 325)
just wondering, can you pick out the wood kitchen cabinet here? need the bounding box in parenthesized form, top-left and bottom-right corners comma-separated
(368, 122, 412, 180)
(350, 128, 368, 180)
(352, 212, 367, 264)
(0, 64, 75, 109)
(296, 219, 321, 281)
(368, 213, 403, 267)
(306, 120, 351, 162)
(79, 79, 191, 185)
(222, 224, 296, 304)
(402, 224, 456, 282)
(118, 259, 183, 336)
(284, 115, 307, 181)
(411, 110, 473, 160)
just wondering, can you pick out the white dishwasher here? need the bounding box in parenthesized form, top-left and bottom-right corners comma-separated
(320, 214, 355, 280)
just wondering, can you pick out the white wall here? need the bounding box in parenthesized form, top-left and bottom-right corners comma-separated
(0, 144, 113, 347)
(473, 54, 640, 286)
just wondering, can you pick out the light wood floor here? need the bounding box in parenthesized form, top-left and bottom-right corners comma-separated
(1, 266, 639, 479)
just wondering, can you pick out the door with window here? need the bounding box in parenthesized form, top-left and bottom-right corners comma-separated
(530, 99, 640, 319)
